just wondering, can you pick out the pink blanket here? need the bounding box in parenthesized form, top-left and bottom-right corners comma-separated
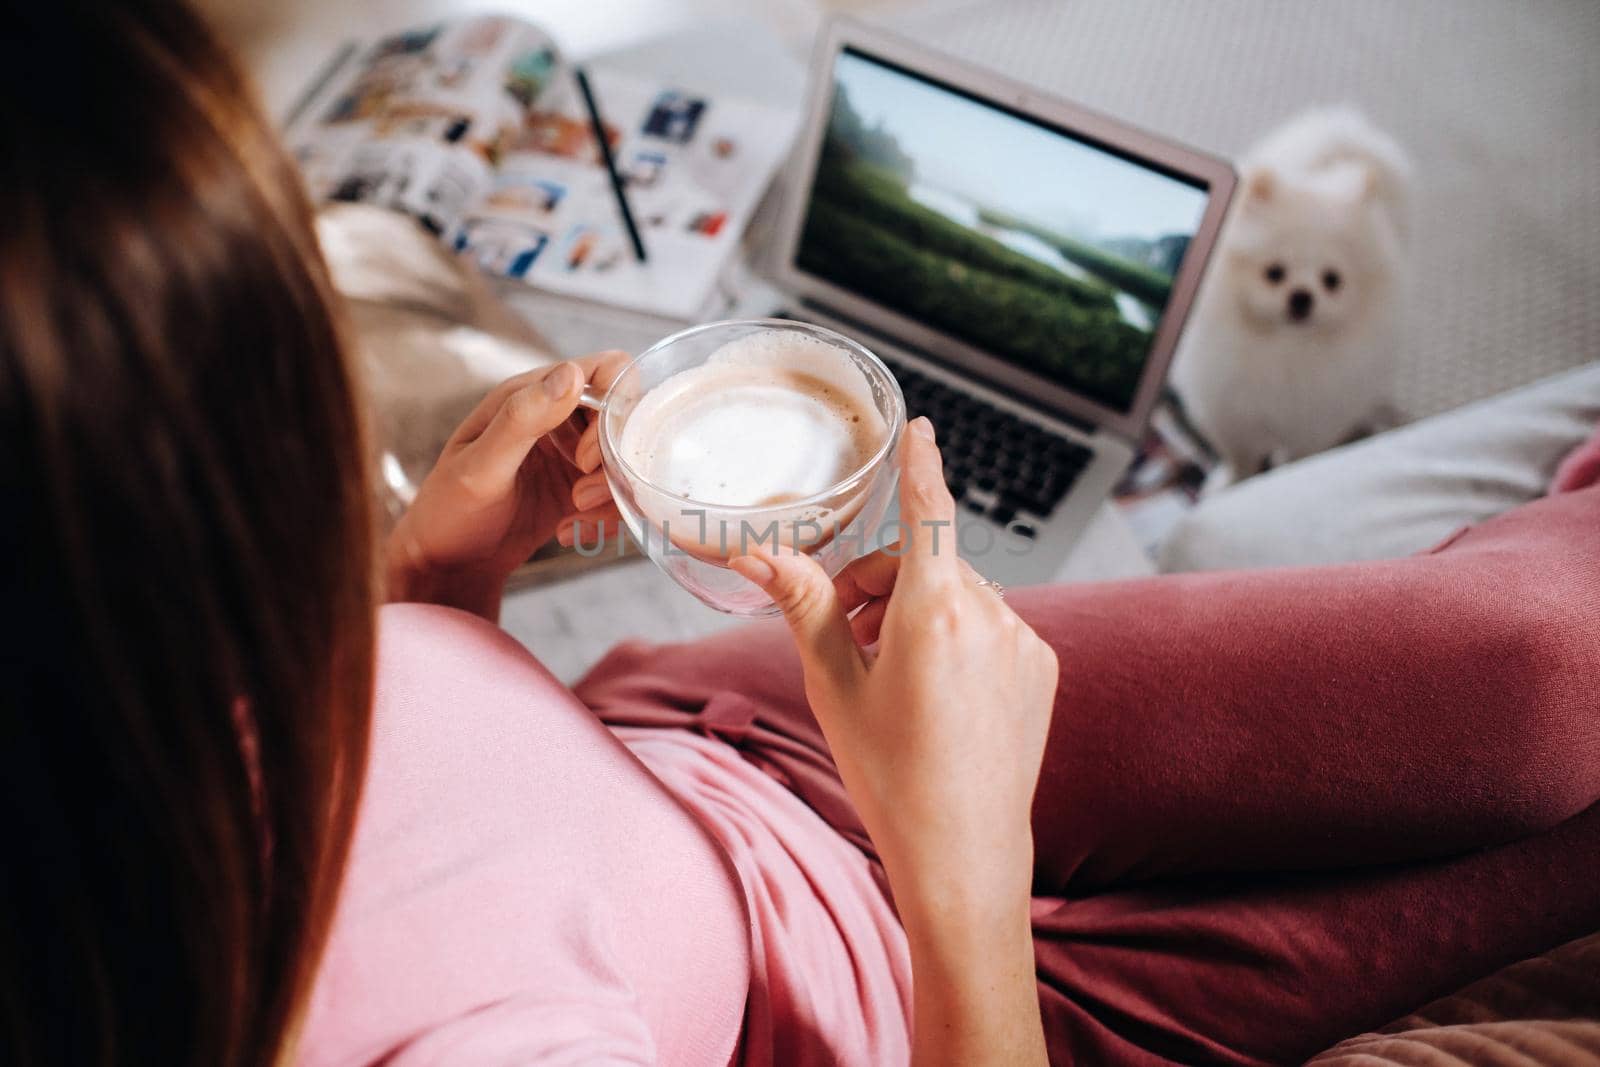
(1554, 422, 1600, 492)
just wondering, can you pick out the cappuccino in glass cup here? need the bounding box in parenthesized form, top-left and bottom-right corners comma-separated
(582, 319, 905, 616)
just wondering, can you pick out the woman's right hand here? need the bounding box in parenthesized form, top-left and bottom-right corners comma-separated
(730, 416, 1055, 1065)
(384, 351, 630, 621)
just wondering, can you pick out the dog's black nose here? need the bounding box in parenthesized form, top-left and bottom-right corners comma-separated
(1287, 288, 1314, 321)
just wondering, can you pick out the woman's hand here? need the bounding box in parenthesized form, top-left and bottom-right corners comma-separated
(385, 351, 630, 620)
(729, 416, 1055, 1066)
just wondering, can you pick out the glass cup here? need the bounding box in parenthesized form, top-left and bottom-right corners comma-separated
(578, 318, 905, 616)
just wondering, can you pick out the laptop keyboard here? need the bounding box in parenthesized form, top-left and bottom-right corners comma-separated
(876, 354, 1094, 536)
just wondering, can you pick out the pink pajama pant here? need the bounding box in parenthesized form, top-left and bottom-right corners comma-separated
(574, 485, 1600, 1064)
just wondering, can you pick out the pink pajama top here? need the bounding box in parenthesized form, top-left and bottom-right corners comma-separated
(296, 604, 911, 1067)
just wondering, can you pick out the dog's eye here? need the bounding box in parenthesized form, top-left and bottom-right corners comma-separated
(1264, 263, 1286, 285)
(1322, 269, 1342, 291)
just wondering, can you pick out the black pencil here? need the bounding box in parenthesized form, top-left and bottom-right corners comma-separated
(574, 66, 648, 264)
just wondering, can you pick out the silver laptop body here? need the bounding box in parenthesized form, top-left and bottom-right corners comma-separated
(764, 19, 1236, 584)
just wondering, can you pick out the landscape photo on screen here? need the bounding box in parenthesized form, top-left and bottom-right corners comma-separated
(796, 50, 1210, 411)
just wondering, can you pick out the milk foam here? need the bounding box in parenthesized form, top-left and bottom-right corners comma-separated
(618, 332, 886, 507)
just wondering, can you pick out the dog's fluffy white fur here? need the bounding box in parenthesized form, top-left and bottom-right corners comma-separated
(1170, 107, 1412, 489)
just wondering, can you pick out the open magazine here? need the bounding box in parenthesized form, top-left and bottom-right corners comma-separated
(285, 15, 796, 319)
(1111, 397, 1217, 555)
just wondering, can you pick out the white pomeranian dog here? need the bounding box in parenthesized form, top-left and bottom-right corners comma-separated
(1170, 107, 1412, 490)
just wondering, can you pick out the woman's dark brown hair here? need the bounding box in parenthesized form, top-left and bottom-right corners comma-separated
(0, 2, 374, 1063)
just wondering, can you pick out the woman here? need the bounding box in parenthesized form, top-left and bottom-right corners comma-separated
(4, 2, 1598, 1065)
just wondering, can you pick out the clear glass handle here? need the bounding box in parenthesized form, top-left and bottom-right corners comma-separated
(578, 383, 606, 412)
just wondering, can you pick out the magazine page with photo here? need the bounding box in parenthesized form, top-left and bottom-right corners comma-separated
(467, 72, 794, 317)
(286, 17, 550, 234)
(1111, 400, 1218, 553)
(286, 15, 797, 319)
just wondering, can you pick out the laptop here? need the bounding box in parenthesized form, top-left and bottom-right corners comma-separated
(764, 19, 1236, 585)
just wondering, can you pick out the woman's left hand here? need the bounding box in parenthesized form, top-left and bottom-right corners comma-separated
(384, 350, 631, 620)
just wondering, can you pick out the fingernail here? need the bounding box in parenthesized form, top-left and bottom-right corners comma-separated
(544, 362, 580, 398)
(730, 554, 775, 586)
(572, 481, 610, 511)
(910, 416, 935, 441)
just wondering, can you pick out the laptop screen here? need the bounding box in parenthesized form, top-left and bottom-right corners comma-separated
(793, 47, 1213, 414)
